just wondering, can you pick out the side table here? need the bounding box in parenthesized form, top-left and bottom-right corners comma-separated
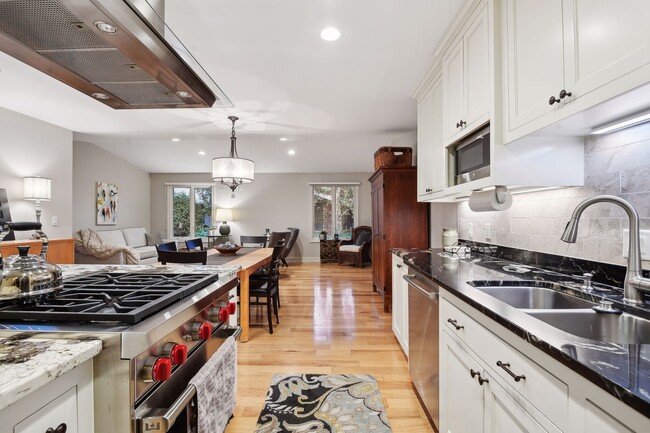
(320, 239, 339, 263)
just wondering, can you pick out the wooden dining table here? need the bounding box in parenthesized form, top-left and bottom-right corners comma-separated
(206, 247, 273, 342)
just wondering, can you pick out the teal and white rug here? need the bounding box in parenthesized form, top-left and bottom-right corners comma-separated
(254, 373, 392, 433)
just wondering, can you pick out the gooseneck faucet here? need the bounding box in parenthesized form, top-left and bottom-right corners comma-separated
(561, 195, 649, 305)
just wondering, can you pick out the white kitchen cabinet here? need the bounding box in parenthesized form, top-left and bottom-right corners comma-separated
(0, 360, 94, 433)
(504, 0, 650, 142)
(391, 253, 408, 355)
(441, 330, 558, 433)
(443, 4, 490, 144)
(439, 330, 484, 433)
(416, 73, 445, 199)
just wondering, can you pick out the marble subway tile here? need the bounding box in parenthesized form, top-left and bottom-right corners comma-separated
(585, 122, 650, 154)
(621, 166, 650, 194)
(584, 172, 621, 195)
(588, 218, 621, 241)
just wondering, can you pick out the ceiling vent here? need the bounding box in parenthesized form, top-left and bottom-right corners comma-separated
(0, 0, 232, 109)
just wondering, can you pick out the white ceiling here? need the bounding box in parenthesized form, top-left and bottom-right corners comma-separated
(0, 0, 464, 173)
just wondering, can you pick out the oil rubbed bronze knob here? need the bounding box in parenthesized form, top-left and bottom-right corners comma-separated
(549, 95, 561, 105)
(456, 120, 467, 128)
(559, 89, 572, 99)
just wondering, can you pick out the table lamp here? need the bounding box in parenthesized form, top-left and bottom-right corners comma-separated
(215, 208, 233, 236)
(23, 176, 51, 223)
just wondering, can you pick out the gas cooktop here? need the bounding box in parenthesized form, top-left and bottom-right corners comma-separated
(0, 272, 220, 324)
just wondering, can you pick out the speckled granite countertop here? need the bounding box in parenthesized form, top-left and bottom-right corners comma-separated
(0, 335, 102, 411)
(392, 248, 650, 416)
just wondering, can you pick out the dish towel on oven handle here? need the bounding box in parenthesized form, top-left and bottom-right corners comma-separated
(189, 336, 237, 433)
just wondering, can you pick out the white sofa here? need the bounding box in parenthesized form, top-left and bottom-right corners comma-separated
(75, 227, 159, 265)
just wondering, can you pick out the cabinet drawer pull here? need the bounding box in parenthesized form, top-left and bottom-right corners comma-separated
(497, 361, 526, 382)
(396, 264, 402, 268)
(46, 424, 67, 433)
(447, 318, 464, 330)
(456, 120, 467, 128)
(559, 89, 572, 99)
(549, 95, 561, 105)
(470, 368, 480, 379)
(477, 375, 489, 386)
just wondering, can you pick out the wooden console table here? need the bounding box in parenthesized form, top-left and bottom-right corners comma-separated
(0, 238, 75, 264)
(320, 239, 339, 263)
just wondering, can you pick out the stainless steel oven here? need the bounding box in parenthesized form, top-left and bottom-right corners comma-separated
(449, 124, 490, 185)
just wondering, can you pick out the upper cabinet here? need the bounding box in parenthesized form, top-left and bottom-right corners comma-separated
(417, 73, 445, 198)
(504, 0, 650, 142)
(443, 4, 490, 144)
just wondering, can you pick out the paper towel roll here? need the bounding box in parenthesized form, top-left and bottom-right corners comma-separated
(468, 188, 513, 212)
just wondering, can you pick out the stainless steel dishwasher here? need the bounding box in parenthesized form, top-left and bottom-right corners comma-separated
(404, 269, 440, 430)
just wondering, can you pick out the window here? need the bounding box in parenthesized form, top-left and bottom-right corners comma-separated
(168, 184, 213, 238)
(311, 183, 358, 240)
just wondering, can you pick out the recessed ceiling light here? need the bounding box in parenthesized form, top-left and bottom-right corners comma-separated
(94, 21, 117, 34)
(320, 27, 341, 42)
(176, 91, 192, 98)
(171, 137, 181, 142)
(198, 150, 206, 156)
(288, 149, 296, 155)
(279, 137, 288, 142)
(91, 92, 109, 100)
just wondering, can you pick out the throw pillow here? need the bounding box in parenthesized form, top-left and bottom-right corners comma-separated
(145, 232, 163, 246)
(354, 231, 372, 246)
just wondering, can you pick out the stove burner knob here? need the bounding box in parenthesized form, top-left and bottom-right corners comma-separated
(143, 356, 172, 383)
(188, 321, 212, 341)
(227, 301, 237, 315)
(161, 342, 188, 366)
(219, 307, 230, 323)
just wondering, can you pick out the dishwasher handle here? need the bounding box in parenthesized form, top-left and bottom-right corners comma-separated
(403, 274, 438, 300)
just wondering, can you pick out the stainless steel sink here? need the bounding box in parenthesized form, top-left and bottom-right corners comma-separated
(474, 285, 595, 309)
(528, 310, 650, 344)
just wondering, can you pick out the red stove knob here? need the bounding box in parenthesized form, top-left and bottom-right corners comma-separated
(219, 307, 230, 323)
(227, 302, 237, 315)
(143, 356, 172, 383)
(162, 343, 188, 366)
(188, 321, 212, 341)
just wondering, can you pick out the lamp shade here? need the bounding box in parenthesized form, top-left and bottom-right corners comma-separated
(212, 157, 254, 184)
(23, 177, 52, 201)
(216, 208, 233, 222)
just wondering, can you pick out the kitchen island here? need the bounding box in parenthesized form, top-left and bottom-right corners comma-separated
(392, 247, 649, 432)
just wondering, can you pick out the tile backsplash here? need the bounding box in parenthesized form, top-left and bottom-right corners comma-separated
(457, 122, 650, 267)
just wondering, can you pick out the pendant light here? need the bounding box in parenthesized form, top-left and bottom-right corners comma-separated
(212, 116, 254, 197)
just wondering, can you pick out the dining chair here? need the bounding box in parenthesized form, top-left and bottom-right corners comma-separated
(156, 249, 207, 265)
(280, 227, 300, 267)
(246, 244, 283, 334)
(156, 241, 178, 252)
(240, 235, 268, 247)
(185, 238, 204, 251)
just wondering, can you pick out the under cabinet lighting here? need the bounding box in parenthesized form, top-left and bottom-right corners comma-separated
(590, 109, 650, 135)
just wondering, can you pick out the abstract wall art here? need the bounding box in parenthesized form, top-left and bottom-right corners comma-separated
(96, 182, 118, 225)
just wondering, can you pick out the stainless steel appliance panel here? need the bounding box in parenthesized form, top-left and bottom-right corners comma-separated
(404, 271, 439, 429)
(450, 124, 491, 186)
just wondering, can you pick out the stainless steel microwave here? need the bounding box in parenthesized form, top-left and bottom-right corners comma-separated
(449, 124, 490, 185)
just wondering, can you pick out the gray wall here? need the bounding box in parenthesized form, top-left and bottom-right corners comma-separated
(0, 106, 73, 239)
(456, 122, 650, 267)
(150, 172, 373, 261)
(73, 141, 151, 232)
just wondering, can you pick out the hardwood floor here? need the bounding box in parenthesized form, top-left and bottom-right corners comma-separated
(225, 262, 434, 433)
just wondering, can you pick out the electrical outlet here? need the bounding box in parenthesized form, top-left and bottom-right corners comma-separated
(51, 216, 58, 227)
(468, 223, 474, 240)
(484, 223, 492, 240)
(623, 229, 650, 260)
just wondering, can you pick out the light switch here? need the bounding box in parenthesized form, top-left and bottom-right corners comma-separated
(51, 216, 58, 227)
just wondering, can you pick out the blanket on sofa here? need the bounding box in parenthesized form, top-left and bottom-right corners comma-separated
(74, 228, 140, 264)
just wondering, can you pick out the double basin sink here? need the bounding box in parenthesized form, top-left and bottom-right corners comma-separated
(471, 283, 650, 345)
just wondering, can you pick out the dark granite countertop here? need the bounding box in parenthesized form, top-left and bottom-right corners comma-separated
(392, 247, 650, 417)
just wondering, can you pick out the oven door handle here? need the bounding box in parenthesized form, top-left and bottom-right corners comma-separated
(141, 384, 196, 433)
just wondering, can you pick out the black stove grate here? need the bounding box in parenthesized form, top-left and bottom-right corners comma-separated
(0, 272, 220, 324)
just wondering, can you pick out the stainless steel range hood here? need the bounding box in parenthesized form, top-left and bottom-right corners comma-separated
(0, 0, 232, 109)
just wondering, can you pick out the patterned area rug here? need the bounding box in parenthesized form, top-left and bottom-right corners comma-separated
(253, 373, 392, 433)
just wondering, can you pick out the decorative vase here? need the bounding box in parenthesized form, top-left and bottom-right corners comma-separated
(319, 231, 327, 241)
(442, 228, 459, 248)
(219, 223, 231, 236)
